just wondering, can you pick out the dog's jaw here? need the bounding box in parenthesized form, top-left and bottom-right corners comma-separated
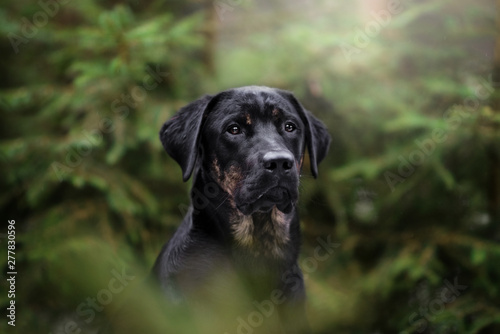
(236, 186, 295, 216)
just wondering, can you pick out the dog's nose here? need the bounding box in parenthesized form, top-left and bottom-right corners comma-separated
(263, 151, 294, 174)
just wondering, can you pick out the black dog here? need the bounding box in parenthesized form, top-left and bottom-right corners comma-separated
(153, 86, 330, 333)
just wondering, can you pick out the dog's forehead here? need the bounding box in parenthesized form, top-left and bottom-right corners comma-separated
(209, 87, 295, 120)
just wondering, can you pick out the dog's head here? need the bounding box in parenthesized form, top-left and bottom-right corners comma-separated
(160, 86, 331, 216)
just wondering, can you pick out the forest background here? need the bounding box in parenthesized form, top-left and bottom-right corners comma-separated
(1, 0, 500, 333)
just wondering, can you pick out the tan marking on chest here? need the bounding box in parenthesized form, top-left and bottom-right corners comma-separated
(231, 206, 292, 258)
(231, 214, 254, 247)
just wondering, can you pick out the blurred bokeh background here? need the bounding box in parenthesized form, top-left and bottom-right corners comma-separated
(1, 0, 500, 333)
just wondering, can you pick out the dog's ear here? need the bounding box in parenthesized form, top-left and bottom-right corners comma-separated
(159, 94, 213, 181)
(277, 90, 331, 178)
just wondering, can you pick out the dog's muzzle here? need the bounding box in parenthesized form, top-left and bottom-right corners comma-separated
(237, 184, 297, 215)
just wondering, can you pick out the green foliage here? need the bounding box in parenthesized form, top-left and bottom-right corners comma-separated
(1, 1, 207, 332)
(1, 0, 500, 333)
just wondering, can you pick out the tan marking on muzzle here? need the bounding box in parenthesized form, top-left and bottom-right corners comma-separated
(212, 159, 243, 197)
(296, 154, 305, 174)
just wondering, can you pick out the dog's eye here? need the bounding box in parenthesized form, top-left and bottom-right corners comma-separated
(284, 122, 296, 132)
(227, 125, 241, 135)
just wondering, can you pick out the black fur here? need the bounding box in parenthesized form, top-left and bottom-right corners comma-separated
(153, 86, 331, 333)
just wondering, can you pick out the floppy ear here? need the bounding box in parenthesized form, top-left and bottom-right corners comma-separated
(159, 94, 213, 181)
(277, 90, 331, 178)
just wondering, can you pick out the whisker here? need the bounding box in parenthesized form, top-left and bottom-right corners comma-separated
(215, 194, 231, 210)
